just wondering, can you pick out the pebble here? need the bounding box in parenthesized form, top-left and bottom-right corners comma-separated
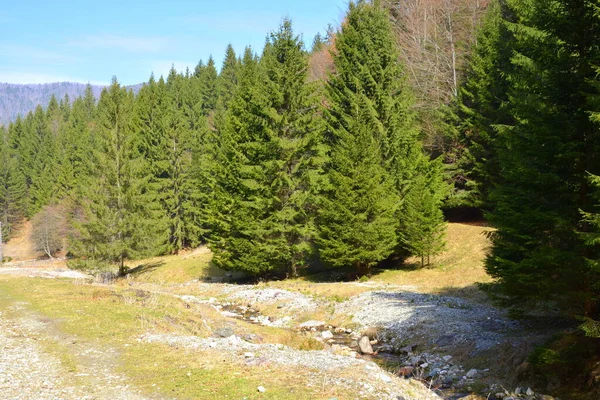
(466, 368, 478, 378)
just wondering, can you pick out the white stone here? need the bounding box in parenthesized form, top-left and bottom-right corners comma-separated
(321, 330, 334, 340)
(466, 369, 478, 378)
(257, 386, 266, 393)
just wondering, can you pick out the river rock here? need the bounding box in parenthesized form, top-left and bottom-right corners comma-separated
(322, 330, 334, 340)
(466, 368, 478, 378)
(214, 327, 234, 338)
(358, 336, 374, 354)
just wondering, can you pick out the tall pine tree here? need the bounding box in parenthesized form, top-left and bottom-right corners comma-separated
(486, 0, 600, 319)
(74, 78, 160, 275)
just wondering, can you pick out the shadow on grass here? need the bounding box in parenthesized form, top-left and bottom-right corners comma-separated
(297, 258, 427, 283)
(126, 261, 165, 277)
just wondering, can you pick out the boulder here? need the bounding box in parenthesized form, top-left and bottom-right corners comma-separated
(358, 336, 374, 354)
(214, 327, 234, 338)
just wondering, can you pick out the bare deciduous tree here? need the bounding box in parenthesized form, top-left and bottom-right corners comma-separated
(384, 0, 489, 153)
(31, 203, 67, 258)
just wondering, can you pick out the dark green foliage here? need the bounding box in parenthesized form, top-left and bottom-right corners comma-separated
(200, 57, 218, 114)
(0, 7, 445, 281)
(73, 79, 160, 275)
(444, 0, 514, 211)
(23, 106, 58, 215)
(398, 159, 448, 267)
(485, 0, 600, 320)
(317, 95, 398, 274)
(0, 127, 26, 240)
(137, 73, 205, 253)
(318, 0, 444, 272)
(209, 20, 325, 277)
(217, 45, 240, 108)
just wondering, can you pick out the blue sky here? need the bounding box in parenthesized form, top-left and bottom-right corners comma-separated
(0, 0, 348, 85)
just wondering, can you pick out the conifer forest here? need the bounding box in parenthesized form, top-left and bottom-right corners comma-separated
(2, 0, 600, 397)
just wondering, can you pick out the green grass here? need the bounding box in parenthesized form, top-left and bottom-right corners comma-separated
(0, 276, 351, 399)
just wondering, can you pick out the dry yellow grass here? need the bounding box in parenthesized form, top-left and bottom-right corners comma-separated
(125, 247, 216, 284)
(125, 223, 495, 303)
(4, 220, 42, 261)
(374, 222, 494, 294)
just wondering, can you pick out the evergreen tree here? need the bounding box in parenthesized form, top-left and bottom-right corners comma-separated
(74, 78, 160, 275)
(208, 47, 269, 274)
(57, 96, 96, 194)
(318, 0, 441, 270)
(209, 19, 325, 277)
(200, 56, 219, 114)
(137, 73, 202, 253)
(82, 84, 97, 121)
(317, 95, 398, 275)
(486, 0, 600, 319)
(398, 159, 448, 266)
(24, 106, 57, 215)
(311, 32, 326, 53)
(217, 44, 240, 109)
(444, 0, 514, 212)
(0, 128, 26, 241)
(258, 18, 327, 276)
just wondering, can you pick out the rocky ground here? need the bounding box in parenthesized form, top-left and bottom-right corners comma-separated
(0, 307, 146, 400)
(0, 266, 561, 400)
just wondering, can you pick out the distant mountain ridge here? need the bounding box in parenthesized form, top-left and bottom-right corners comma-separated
(0, 82, 142, 126)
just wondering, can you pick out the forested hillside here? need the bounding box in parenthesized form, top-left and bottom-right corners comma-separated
(2, 0, 600, 396)
(0, 82, 142, 126)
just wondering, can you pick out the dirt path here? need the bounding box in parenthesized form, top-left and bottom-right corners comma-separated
(0, 303, 147, 400)
(0, 311, 91, 400)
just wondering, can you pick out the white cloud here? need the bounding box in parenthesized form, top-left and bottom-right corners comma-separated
(73, 35, 170, 53)
(0, 70, 108, 85)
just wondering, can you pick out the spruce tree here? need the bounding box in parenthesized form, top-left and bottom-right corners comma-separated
(398, 159, 448, 267)
(209, 20, 325, 277)
(200, 56, 218, 114)
(258, 18, 326, 276)
(137, 73, 202, 253)
(318, 0, 442, 271)
(25, 106, 57, 215)
(317, 95, 398, 275)
(444, 0, 514, 212)
(74, 78, 160, 275)
(208, 47, 269, 274)
(0, 128, 26, 240)
(486, 0, 600, 319)
(217, 44, 240, 109)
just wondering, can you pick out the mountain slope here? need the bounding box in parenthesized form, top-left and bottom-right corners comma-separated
(0, 82, 142, 126)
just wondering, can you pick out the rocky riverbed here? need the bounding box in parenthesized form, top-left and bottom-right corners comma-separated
(169, 284, 559, 400)
(0, 265, 562, 400)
